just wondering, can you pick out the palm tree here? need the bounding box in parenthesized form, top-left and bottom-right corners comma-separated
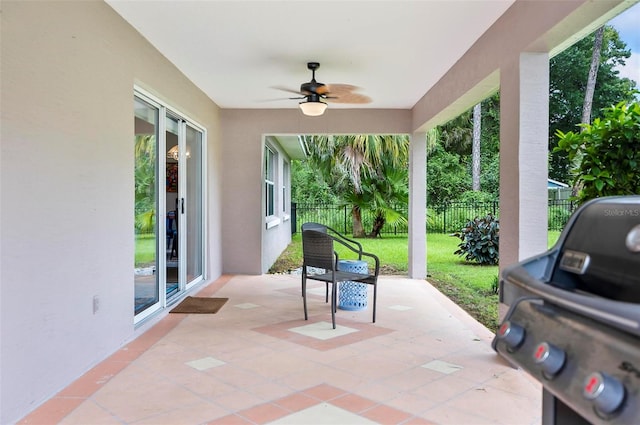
(303, 134, 409, 237)
(134, 134, 156, 233)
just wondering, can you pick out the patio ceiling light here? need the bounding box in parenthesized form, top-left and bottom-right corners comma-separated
(299, 100, 327, 117)
(167, 145, 179, 160)
(167, 145, 190, 160)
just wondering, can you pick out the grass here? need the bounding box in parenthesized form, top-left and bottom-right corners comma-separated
(424, 234, 499, 330)
(270, 230, 563, 332)
(270, 234, 409, 275)
(135, 234, 156, 267)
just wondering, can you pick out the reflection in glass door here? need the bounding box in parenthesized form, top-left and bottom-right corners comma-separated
(166, 117, 205, 298)
(134, 97, 160, 317)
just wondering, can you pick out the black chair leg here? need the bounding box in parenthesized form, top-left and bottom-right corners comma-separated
(372, 284, 377, 323)
(302, 275, 308, 320)
(331, 282, 337, 329)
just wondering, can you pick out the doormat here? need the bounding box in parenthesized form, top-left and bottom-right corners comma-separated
(170, 296, 228, 314)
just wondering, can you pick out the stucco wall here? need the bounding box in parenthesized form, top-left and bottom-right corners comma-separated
(0, 2, 221, 422)
(220, 109, 412, 274)
(261, 137, 291, 273)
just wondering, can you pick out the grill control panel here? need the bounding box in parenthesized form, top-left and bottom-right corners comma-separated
(495, 299, 640, 424)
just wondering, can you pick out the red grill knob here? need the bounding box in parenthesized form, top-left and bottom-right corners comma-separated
(583, 372, 625, 415)
(532, 342, 565, 377)
(496, 320, 525, 349)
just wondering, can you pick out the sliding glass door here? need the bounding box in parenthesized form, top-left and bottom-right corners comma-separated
(185, 124, 204, 287)
(134, 91, 205, 322)
(134, 97, 160, 318)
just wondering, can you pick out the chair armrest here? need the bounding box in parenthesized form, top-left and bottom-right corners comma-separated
(331, 235, 379, 276)
(324, 225, 363, 258)
(360, 251, 380, 276)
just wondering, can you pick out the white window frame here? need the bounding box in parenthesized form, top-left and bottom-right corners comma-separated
(265, 145, 280, 229)
(282, 160, 290, 221)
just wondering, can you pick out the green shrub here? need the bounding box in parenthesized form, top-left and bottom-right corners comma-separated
(458, 190, 495, 203)
(453, 214, 500, 265)
(554, 101, 640, 205)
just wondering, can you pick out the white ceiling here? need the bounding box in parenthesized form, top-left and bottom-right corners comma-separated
(107, 0, 517, 110)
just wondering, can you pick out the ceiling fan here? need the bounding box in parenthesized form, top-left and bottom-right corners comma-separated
(274, 62, 371, 116)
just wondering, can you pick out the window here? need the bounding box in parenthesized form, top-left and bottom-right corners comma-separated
(282, 161, 289, 214)
(265, 146, 275, 217)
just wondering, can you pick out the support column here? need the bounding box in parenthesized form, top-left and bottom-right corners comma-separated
(408, 131, 427, 279)
(499, 53, 549, 304)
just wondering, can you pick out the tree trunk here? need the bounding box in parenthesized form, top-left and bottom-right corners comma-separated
(472, 103, 482, 191)
(351, 205, 366, 238)
(573, 26, 604, 197)
(582, 26, 604, 126)
(368, 213, 385, 238)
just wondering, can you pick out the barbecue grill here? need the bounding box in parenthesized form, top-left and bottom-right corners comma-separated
(493, 196, 640, 424)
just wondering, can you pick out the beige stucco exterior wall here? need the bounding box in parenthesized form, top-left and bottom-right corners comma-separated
(220, 109, 412, 274)
(0, 2, 222, 422)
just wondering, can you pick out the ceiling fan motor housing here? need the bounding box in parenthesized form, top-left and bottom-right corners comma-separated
(300, 81, 328, 95)
(303, 93, 324, 103)
(300, 62, 329, 95)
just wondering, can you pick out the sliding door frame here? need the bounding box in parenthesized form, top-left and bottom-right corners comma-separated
(134, 86, 207, 324)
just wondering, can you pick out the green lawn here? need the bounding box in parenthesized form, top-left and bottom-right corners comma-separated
(270, 230, 563, 332)
(135, 234, 156, 267)
(425, 234, 499, 330)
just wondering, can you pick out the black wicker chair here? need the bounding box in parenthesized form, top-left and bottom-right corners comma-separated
(300, 222, 365, 302)
(301, 227, 380, 329)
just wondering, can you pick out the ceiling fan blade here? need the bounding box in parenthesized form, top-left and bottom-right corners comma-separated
(256, 97, 303, 103)
(271, 85, 303, 95)
(315, 85, 330, 95)
(325, 84, 359, 96)
(326, 93, 372, 104)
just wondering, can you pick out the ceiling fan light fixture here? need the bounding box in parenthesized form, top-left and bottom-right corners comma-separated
(299, 100, 327, 117)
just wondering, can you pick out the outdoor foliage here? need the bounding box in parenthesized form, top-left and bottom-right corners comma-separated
(426, 144, 470, 204)
(554, 101, 640, 204)
(301, 134, 410, 238)
(549, 25, 637, 183)
(134, 134, 156, 233)
(291, 159, 338, 204)
(453, 214, 500, 265)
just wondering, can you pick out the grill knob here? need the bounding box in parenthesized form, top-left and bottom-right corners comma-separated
(532, 342, 565, 377)
(583, 372, 625, 415)
(496, 320, 525, 349)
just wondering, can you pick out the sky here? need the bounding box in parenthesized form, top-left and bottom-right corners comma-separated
(609, 3, 640, 85)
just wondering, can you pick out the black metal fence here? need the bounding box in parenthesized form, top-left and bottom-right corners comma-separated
(292, 199, 577, 235)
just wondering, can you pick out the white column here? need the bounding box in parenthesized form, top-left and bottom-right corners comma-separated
(408, 131, 427, 279)
(499, 53, 549, 284)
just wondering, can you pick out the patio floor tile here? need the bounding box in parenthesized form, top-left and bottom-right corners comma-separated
(18, 274, 541, 425)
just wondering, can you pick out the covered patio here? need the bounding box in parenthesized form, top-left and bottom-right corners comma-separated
(20, 274, 540, 424)
(2, 1, 636, 422)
